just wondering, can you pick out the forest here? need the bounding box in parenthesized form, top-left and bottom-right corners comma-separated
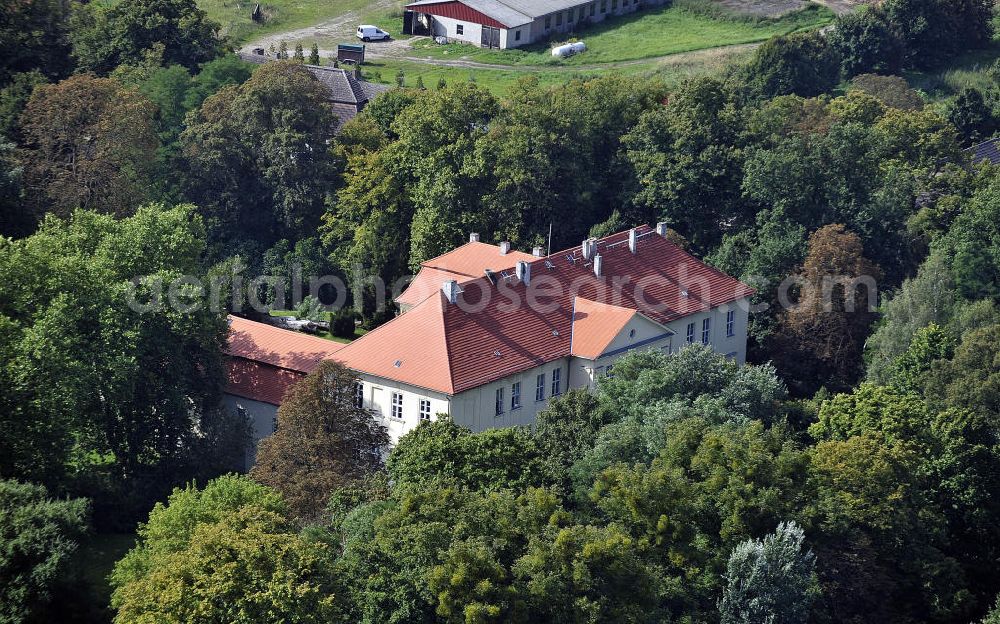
(1, 0, 1000, 622)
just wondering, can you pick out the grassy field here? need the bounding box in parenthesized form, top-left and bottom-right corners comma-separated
(903, 16, 1000, 103)
(404, 3, 832, 66)
(361, 43, 756, 95)
(199, 0, 402, 44)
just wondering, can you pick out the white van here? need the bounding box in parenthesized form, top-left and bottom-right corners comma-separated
(356, 25, 390, 42)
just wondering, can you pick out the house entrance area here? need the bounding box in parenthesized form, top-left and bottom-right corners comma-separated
(481, 26, 500, 48)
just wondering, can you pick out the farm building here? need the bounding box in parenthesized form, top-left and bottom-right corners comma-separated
(237, 51, 389, 128)
(225, 224, 754, 456)
(967, 137, 1000, 166)
(403, 0, 669, 49)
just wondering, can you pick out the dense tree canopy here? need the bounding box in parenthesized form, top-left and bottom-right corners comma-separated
(0, 480, 88, 624)
(70, 0, 225, 74)
(18, 74, 158, 220)
(0, 204, 244, 522)
(111, 475, 339, 623)
(181, 60, 338, 256)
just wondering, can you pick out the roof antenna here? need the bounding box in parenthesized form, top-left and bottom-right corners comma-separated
(547, 223, 552, 257)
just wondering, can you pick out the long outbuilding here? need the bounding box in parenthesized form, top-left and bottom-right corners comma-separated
(403, 0, 669, 49)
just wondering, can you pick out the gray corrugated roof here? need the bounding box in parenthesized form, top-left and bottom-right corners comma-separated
(406, 0, 561, 26)
(967, 137, 1000, 165)
(492, 0, 596, 19)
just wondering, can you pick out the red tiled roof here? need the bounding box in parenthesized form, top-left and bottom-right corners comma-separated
(570, 297, 640, 360)
(396, 241, 535, 307)
(226, 315, 343, 373)
(226, 357, 303, 406)
(224, 316, 345, 405)
(337, 226, 754, 394)
(332, 291, 456, 393)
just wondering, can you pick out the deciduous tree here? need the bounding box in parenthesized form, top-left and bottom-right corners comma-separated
(769, 224, 881, 394)
(18, 75, 158, 218)
(70, 0, 225, 74)
(251, 361, 388, 520)
(0, 480, 88, 624)
(111, 475, 338, 624)
(719, 521, 819, 624)
(181, 61, 337, 254)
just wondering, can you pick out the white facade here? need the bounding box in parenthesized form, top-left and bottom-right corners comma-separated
(413, 0, 666, 49)
(222, 393, 278, 469)
(358, 298, 750, 444)
(431, 14, 485, 47)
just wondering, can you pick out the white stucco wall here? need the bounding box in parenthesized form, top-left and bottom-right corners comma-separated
(357, 374, 451, 444)
(663, 298, 750, 365)
(222, 393, 278, 470)
(449, 358, 571, 432)
(431, 14, 484, 47)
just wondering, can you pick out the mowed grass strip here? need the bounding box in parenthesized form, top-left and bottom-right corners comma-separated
(406, 3, 833, 66)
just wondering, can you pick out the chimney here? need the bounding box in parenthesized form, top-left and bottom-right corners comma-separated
(581, 238, 596, 260)
(628, 228, 638, 254)
(442, 280, 459, 304)
(532, 245, 544, 257)
(516, 260, 531, 285)
(656, 222, 669, 237)
(469, 232, 480, 243)
(593, 254, 603, 277)
(499, 241, 511, 255)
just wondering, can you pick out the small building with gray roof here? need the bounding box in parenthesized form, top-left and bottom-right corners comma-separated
(403, 0, 668, 49)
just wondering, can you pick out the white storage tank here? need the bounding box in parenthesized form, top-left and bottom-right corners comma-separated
(551, 41, 586, 58)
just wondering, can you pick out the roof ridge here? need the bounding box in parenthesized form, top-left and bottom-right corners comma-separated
(437, 291, 457, 393)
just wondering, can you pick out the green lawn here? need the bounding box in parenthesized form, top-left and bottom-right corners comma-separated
(903, 16, 1000, 102)
(361, 42, 755, 95)
(268, 310, 366, 343)
(403, 3, 832, 66)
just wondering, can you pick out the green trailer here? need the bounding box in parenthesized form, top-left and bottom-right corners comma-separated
(336, 43, 366, 64)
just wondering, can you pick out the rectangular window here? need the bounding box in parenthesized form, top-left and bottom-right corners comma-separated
(726, 310, 736, 337)
(612, 0, 618, 10)
(590, 3, 596, 16)
(551, 368, 562, 396)
(354, 382, 364, 409)
(511, 382, 521, 410)
(456, 24, 464, 35)
(606, 364, 614, 378)
(601, 0, 607, 12)
(271, 414, 278, 434)
(515, 29, 521, 41)
(495, 387, 504, 416)
(535, 373, 545, 402)
(419, 398, 431, 422)
(568, 8, 574, 21)
(545, 15, 551, 28)
(391, 392, 403, 420)
(686, 322, 695, 344)
(556, 11, 562, 25)
(702, 318, 711, 345)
